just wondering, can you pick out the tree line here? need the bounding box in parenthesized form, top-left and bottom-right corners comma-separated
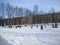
(0, 2, 59, 28)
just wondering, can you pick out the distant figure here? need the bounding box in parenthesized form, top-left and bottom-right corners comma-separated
(36, 25, 38, 28)
(41, 25, 43, 30)
(31, 25, 33, 29)
(44, 23, 46, 28)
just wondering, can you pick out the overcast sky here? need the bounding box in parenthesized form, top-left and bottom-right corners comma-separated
(0, 0, 60, 12)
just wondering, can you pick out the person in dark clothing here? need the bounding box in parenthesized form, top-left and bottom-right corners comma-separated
(41, 25, 43, 30)
(36, 25, 38, 28)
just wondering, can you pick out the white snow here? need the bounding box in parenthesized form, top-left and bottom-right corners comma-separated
(0, 23, 60, 45)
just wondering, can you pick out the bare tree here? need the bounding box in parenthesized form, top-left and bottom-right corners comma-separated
(33, 5, 38, 15)
(6, 3, 13, 26)
(49, 7, 57, 28)
(6, 3, 14, 18)
(27, 9, 32, 24)
(0, 2, 6, 26)
(18, 7, 23, 17)
(24, 8, 31, 16)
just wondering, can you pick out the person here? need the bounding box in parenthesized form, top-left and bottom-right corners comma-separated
(41, 24, 43, 30)
(31, 25, 33, 29)
(36, 25, 38, 28)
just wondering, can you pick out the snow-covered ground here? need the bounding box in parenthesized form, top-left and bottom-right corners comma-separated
(0, 23, 60, 45)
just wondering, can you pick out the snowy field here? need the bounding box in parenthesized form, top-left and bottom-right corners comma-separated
(0, 23, 60, 45)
